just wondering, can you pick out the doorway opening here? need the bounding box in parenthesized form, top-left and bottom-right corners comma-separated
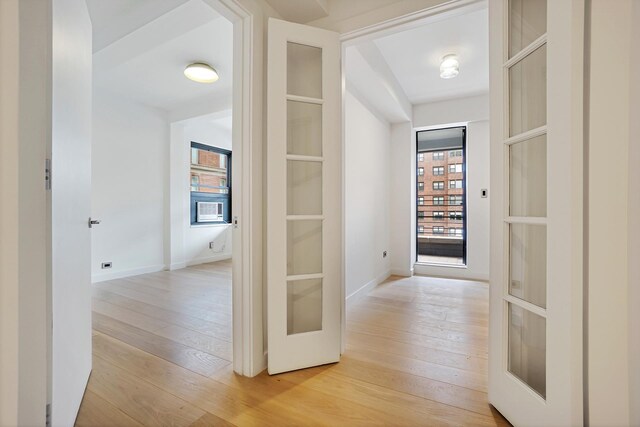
(416, 126, 467, 266)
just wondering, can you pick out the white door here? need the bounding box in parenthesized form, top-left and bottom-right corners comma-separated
(51, 1, 93, 425)
(266, 18, 342, 375)
(488, 0, 584, 425)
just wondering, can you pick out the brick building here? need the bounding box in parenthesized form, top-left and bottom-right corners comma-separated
(417, 149, 464, 237)
(190, 147, 228, 194)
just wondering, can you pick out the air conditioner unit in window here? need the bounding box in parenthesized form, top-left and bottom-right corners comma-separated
(197, 202, 223, 222)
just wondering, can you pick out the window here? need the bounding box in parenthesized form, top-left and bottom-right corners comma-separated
(418, 225, 424, 234)
(418, 211, 426, 219)
(418, 167, 425, 176)
(449, 179, 463, 189)
(433, 152, 444, 161)
(449, 195, 463, 206)
(433, 226, 444, 234)
(449, 149, 463, 157)
(433, 166, 444, 176)
(418, 182, 424, 191)
(433, 196, 444, 206)
(449, 211, 463, 221)
(190, 142, 231, 224)
(418, 153, 424, 162)
(448, 228, 463, 237)
(433, 211, 444, 220)
(449, 163, 462, 173)
(433, 181, 444, 190)
(417, 196, 424, 206)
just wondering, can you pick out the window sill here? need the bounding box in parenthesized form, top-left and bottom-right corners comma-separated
(190, 223, 231, 229)
(414, 262, 467, 269)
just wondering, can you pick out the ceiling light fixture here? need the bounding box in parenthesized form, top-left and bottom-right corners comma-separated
(439, 54, 459, 79)
(184, 62, 219, 83)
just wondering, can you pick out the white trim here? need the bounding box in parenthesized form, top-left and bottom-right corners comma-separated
(187, 254, 232, 266)
(390, 268, 413, 277)
(413, 263, 488, 281)
(345, 270, 391, 310)
(91, 264, 166, 284)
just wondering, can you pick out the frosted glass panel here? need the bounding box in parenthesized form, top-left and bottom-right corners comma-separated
(287, 279, 322, 335)
(287, 101, 322, 157)
(510, 135, 547, 217)
(509, 0, 547, 58)
(510, 223, 547, 308)
(509, 303, 546, 397)
(287, 160, 322, 215)
(510, 45, 547, 136)
(287, 42, 322, 99)
(287, 220, 322, 275)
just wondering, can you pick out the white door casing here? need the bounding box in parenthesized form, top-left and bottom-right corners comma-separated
(267, 18, 342, 375)
(488, 0, 584, 425)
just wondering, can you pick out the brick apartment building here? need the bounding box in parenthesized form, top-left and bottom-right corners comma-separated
(417, 149, 464, 237)
(190, 146, 228, 194)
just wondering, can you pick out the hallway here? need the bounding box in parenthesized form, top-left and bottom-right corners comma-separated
(76, 263, 508, 426)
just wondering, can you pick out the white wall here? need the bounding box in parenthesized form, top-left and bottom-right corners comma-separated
(344, 90, 392, 305)
(389, 121, 415, 276)
(587, 1, 633, 425)
(169, 113, 233, 270)
(91, 92, 169, 282)
(410, 95, 490, 281)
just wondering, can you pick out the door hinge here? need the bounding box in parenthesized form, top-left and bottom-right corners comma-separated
(45, 403, 51, 427)
(45, 159, 51, 190)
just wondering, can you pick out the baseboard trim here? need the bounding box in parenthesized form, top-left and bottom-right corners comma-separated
(413, 263, 489, 282)
(91, 264, 166, 283)
(346, 270, 391, 309)
(186, 253, 232, 267)
(390, 268, 414, 277)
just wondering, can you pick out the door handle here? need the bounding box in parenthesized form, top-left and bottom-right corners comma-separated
(88, 218, 101, 228)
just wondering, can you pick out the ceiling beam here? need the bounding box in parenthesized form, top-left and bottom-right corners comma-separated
(355, 41, 413, 121)
(93, 0, 220, 74)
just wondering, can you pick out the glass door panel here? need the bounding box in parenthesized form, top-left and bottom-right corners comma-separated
(509, 44, 547, 136)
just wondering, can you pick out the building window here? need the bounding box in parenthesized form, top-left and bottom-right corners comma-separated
(418, 225, 424, 234)
(190, 142, 231, 224)
(433, 196, 444, 206)
(433, 211, 444, 220)
(418, 153, 424, 162)
(449, 228, 463, 237)
(433, 152, 444, 161)
(449, 211, 463, 221)
(449, 149, 463, 157)
(418, 167, 425, 176)
(449, 195, 463, 206)
(433, 226, 444, 234)
(433, 166, 444, 176)
(449, 179, 463, 189)
(418, 211, 425, 219)
(449, 163, 462, 173)
(433, 181, 444, 190)
(417, 196, 424, 206)
(418, 182, 424, 191)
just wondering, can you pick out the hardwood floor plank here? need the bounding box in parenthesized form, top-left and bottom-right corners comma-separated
(88, 356, 206, 427)
(75, 390, 144, 427)
(154, 324, 232, 362)
(93, 312, 230, 377)
(189, 413, 237, 427)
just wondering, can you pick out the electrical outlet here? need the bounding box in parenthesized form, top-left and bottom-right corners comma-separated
(383, 251, 387, 258)
(101, 262, 112, 269)
(209, 242, 215, 249)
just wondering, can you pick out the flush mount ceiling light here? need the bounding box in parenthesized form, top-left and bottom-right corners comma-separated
(439, 54, 459, 79)
(184, 62, 219, 83)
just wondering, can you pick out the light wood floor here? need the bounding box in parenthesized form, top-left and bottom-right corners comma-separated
(76, 261, 509, 426)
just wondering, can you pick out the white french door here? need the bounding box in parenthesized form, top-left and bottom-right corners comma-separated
(489, 0, 584, 425)
(266, 18, 342, 375)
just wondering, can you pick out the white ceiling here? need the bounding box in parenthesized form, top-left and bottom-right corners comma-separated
(373, 7, 489, 105)
(345, 4, 489, 122)
(88, 0, 233, 119)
